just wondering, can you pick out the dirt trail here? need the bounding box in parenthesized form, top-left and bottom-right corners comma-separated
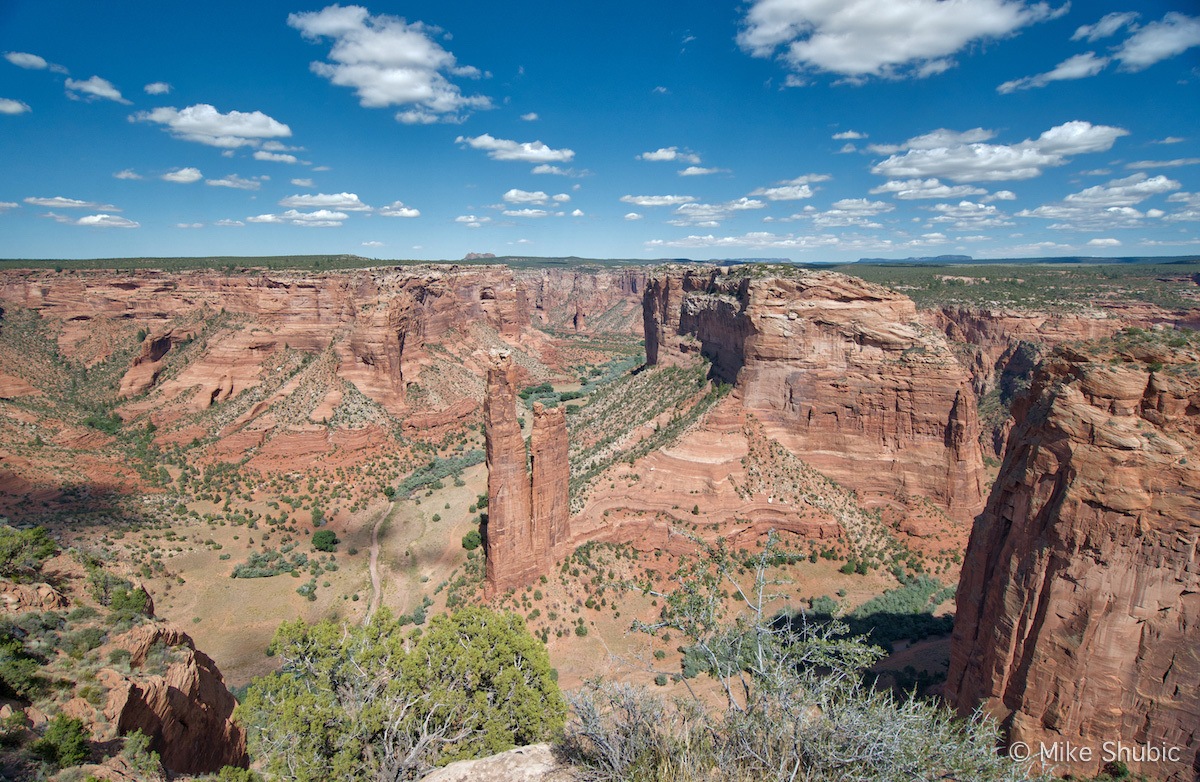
(365, 503, 392, 624)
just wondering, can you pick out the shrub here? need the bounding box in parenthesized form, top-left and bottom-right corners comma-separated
(461, 529, 483, 551)
(33, 714, 88, 768)
(311, 530, 339, 552)
(0, 525, 56, 581)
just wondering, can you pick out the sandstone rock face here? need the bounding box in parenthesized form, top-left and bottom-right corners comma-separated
(517, 267, 646, 334)
(484, 354, 570, 593)
(946, 336, 1200, 781)
(100, 623, 247, 774)
(421, 743, 571, 782)
(0, 579, 68, 612)
(644, 267, 986, 519)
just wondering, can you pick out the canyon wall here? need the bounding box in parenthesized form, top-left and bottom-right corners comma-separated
(946, 334, 1200, 781)
(516, 267, 646, 334)
(644, 267, 986, 519)
(483, 353, 569, 593)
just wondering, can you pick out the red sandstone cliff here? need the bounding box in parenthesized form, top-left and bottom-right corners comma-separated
(644, 267, 986, 519)
(946, 331, 1200, 781)
(516, 267, 646, 334)
(483, 353, 570, 593)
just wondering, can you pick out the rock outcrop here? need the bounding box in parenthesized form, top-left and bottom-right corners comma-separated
(483, 353, 570, 593)
(644, 267, 986, 519)
(0, 579, 68, 612)
(100, 623, 247, 774)
(946, 332, 1200, 781)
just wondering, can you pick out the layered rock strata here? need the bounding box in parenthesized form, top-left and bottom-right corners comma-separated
(483, 353, 570, 593)
(946, 334, 1200, 781)
(644, 267, 986, 519)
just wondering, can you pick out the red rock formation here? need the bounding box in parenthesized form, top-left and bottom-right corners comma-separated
(100, 623, 247, 774)
(946, 334, 1200, 781)
(516, 267, 646, 334)
(0, 580, 68, 612)
(483, 354, 570, 593)
(644, 267, 986, 520)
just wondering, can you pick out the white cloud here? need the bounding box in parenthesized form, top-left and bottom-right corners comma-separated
(668, 197, 766, 227)
(456, 133, 574, 163)
(379, 201, 420, 217)
(216, 219, 244, 227)
(503, 208, 549, 218)
(0, 202, 20, 211)
(679, 166, 726, 176)
(288, 5, 491, 124)
(870, 178, 988, 199)
(997, 52, 1109, 93)
(76, 214, 139, 228)
(1115, 12, 1200, 71)
(162, 167, 203, 184)
(3, 52, 63, 72)
(176, 222, 204, 229)
(1087, 237, 1122, 247)
(25, 196, 119, 210)
(1072, 12, 1138, 42)
(144, 82, 171, 95)
(832, 130, 867, 140)
(133, 104, 292, 148)
(455, 214, 491, 228)
(1154, 136, 1186, 145)
(248, 209, 347, 227)
(927, 200, 1013, 228)
(646, 231, 893, 252)
(520, 112, 539, 121)
(206, 174, 264, 190)
(1017, 173, 1180, 229)
(737, 0, 1062, 81)
(987, 190, 1017, 201)
(503, 188, 551, 204)
(291, 178, 315, 187)
(279, 192, 370, 211)
(530, 164, 578, 176)
(750, 175, 830, 201)
(254, 150, 299, 164)
(362, 240, 384, 247)
(620, 194, 697, 207)
(624, 212, 643, 221)
(66, 76, 130, 104)
(837, 143, 857, 154)
(113, 169, 141, 180)
(571, 209, 584, 217)
(872, 120, 1128, 182)
(638, 146, 701, 164)
(0, 98, 30, 115)
(1125, 158, 1200, 169)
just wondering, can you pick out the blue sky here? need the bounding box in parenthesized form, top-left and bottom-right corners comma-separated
(2, 0, 1199, 262)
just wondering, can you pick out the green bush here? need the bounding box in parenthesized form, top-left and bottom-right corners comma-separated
(311, 530, 339, 552)
(0, 525, 56, 581)
(33, 714, 88, 768)
(461, 529, 482, 551)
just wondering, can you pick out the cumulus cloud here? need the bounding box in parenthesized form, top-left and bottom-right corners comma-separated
(379, 201, 420, 217)
(1125, 158, 1200, 169)
(216, 219, 244, 227)
(176, 222, 204, 229)
(1073, 12, 1138, 42)
(0, 202, 19, 211)
(503, 208, 549, 218)
(530, 164, 579, 176)
(927, 200, 1013, 228)
(162, 167, 203, 184)
(646, 231, 893, 252)
(669, 197, 766, 227)
(679, 166, 726, 176)
(362, 240, 384, 247)
(25, 196, 120, 210)
(76, 214, 139, 228)
(254, 150, 299, 164)
(638, 146, 701, 164)
(1087, 237, 1122, 247)
(1115, 12, 1200, 71)
(455, 214, 491, 228)
(737, 0, 1063, 81)
(872, 120, 1127, 182)
(750, 174, 830, 200)
(288, 5, 491, 124)
(624, 212, 643, 221)
(144, 82, 171, 95)
(113, 169, 141, 180)
(870, 178, 988, 199)
(620, 194, 697, 207)
(456, 134, 574, 163)
(1016, 172, 1179, 229)
(66, 76, 130, 104)
(206, 174, 265, 190)
(832, 130, 867, 140)
(291, 178, 315, 187)
(133, 104, 292, 148)
(248, 209, 347, 227)
(5, 52, 49, 69)
(571, 209, 584, 217)
(520, 112, 539, 121)
(0, 98, 31, 115)
(279, 192, 370, 211)
(503, 188, 551, 204)
(998, 51, 1109, 93)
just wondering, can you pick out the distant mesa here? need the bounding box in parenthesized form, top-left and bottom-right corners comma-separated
(857, 254, 974, 264)
(464, 252, 497, 261)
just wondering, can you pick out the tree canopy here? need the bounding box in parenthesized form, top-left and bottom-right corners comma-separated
(237, 605, 564, 781)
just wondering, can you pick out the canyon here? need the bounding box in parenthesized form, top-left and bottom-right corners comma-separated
(0, 260, 1197, 778)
